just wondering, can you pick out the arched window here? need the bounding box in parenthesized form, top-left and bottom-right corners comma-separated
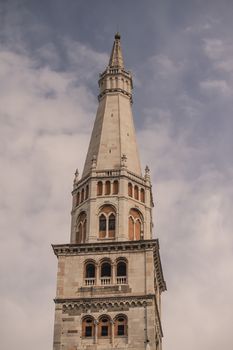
(82, 317, 94, 337)
(108, 213, 116, 238)
(135, 219, 141, 240)
(113, 180, 119, 194)
(76, 192, 80, 206)
(116, 260, 127, 284)
(98, 205, 116, 239)
(100, 261, 112, 285)
(101, 262, 111, 277)
(98, 316, 111, 337)
(134, 185, 139, 200)
(115, 315, 127, 337)
(85, 262, 96, 286)
(128, 183, 133, 197)
(105, 180, 111, 195)
(117, 261, 126, 276)
(97, 181, 103, 196)
(81, 188, 85, 202)
(140, 188, 145, 203)
(128, 216, 134, 241)
(99, 214, 107, 238)
(86, 263, 95, 278)
(128, 209, 143, 241)
(85, 185, 89, 200)
(76, 212, 87, 243)
(110, 77, 113, 89)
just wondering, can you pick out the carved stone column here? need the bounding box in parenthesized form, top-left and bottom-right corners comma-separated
(110, 320, 115, 346)
(94, 320, 98, 344)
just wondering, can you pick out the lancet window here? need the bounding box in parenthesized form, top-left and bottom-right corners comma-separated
(85, 185, 89, 200)
(134, 185, 139, 200)
(98, 205, 116, 239)
(113, 180, 119, 194)
(76, 192, 80, 206)
(76, 211, 87, 243)
(81, 188, 85, 202)
(128, 208, 143, 241)
(97, 181, 103, 196)
(105, 180, 111, 195)
(140, 188, 145, 202)
(128, 183, 133, 197)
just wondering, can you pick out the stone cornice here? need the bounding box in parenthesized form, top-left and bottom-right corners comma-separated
(52, 239, 158, 256)
(72, 170, 151, 195)
(52, 239, 166, 293)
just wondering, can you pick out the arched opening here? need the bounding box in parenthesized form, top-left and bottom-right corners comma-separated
(117, 261, 126, 276)
(115, 315, 127, 337)
(101, 262, 111, 285)
(134, 185, 139, 200)
(128, 216, 134, 241)
(113, 180, 119, 194)
(85, 185, 89, 200)
(128, 209, 143, 241)
(128, 183, 133, 197)
(97, 181, 103, 196)
(140, 188, 145, 203)
(82, 317, 94, 337)
(105, 180, 111, 195)
(76, 212, 87, 243)
(77, 223, 82, 243)
(98, 205, 116, 239)
(81, 188, 85, 202)
(116, 261, 127, 284)
(98, 316, 111, 337)
(86, 263, 95, 278)
(99, 214, 106, 238)
(135, 219, 141, 240)
(85, 262, 95, 286)
(101, 262, 111, 277)
(76, 192, 80, 206)
(108, 213, 116, 238)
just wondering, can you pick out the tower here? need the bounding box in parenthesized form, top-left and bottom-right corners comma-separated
(52, 33, 166, 350)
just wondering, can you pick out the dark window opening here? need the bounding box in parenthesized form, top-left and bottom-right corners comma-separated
(109, 214, 115, 230)
(117, 262, 126, 276)
(99, 215, 106, 231)
(85, 326, 92, 337)
(101, 263, 111, 277)
(117, 325, 125, 336)
(86, 263, 95, 278)
(101, 326, 108, 336)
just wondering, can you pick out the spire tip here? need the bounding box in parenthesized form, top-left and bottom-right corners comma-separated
(115, 32, 121, 40)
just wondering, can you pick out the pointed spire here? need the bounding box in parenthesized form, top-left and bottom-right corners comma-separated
(108, 32, 124, 68)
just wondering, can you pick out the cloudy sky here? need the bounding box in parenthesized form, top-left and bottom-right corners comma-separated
(1, 0, 233, 349)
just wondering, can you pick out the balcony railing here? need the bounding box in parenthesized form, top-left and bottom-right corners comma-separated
(116, 276, 127, 285)
(85, 278, 95, 286)
(100, 277, 111, 285)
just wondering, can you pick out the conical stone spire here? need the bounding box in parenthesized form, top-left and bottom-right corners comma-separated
(109, 32, 124, 68)
(82, 33, 141, 177)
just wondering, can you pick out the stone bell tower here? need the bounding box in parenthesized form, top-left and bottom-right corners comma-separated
(52, 33, 166, 350)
